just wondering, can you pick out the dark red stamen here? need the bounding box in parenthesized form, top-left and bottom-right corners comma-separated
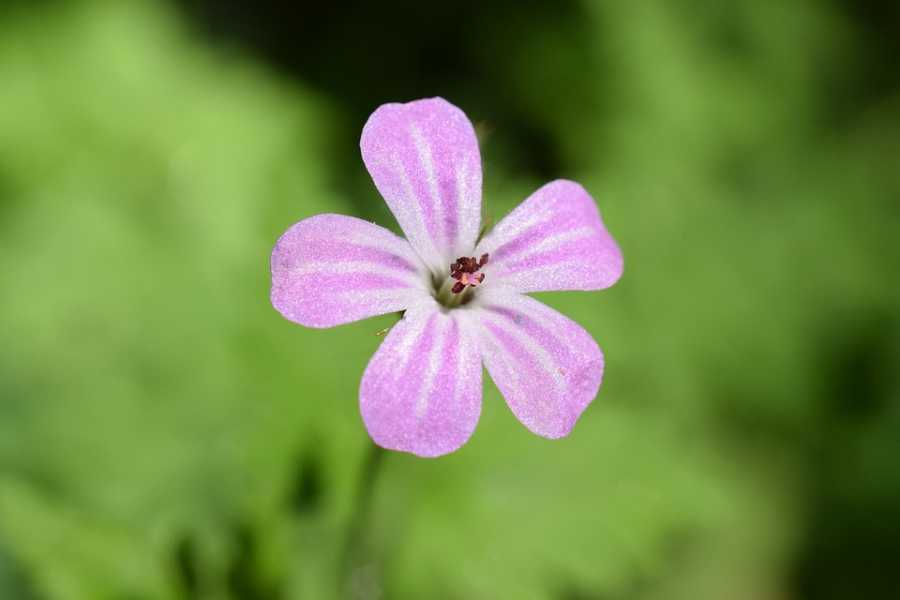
(449, 253, 489, 294)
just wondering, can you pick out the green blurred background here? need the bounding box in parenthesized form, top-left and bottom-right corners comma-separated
(1, 0, 898, 598)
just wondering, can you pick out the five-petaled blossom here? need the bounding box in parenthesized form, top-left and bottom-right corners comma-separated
(271, 98, 623, 457)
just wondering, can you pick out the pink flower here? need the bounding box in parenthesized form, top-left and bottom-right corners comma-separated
(271, 98, 623, 457)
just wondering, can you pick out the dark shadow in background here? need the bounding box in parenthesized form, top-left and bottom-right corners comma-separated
(794, 313, 900, 600)
(826, 0, 900, 127)
(174, 0, 598, 222)
(170, 2, 900, 599)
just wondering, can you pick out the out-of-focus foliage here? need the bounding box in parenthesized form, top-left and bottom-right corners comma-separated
(0, 1, 898, 599)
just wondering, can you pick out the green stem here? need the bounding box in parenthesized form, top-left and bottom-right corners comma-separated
(339, 443, 386, 597)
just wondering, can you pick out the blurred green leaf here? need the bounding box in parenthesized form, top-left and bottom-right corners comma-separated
(0, 0, 897, 599)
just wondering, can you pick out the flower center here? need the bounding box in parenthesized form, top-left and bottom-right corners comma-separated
(432, 253, 488, 308)
(450, 254, 489, 293)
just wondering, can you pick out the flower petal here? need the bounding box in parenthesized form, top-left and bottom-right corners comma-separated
(271, 214, 427, 328)
(477, 179, 623, 292)
(360, 97, 482, 272)
(360, 299, 483, 457)
(466, 289, 603, 438)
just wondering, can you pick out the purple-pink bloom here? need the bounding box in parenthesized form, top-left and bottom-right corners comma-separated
(271, 98, 623, 457)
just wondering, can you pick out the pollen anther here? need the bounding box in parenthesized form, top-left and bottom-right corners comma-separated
(449, 254, 488, 295)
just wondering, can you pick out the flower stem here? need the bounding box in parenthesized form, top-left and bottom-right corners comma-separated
(339, 442, 386, 596)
